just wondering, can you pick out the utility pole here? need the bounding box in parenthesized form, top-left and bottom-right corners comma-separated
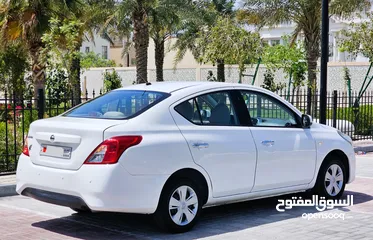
(319, 0, 329, 124)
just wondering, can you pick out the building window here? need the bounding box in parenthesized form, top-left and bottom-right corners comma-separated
(271, 39, 281, 46)
(102, 46, 108, 59)
(329, 43, 334, 57)
(329, 34, 334, 58)
(85, 47, 90, 53)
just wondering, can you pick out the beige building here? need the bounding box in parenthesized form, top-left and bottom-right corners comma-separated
(109, 37, 200, 69)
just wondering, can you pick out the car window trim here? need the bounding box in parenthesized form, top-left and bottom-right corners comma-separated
(230, 90, 253, 127)
(194, 98, 203, 125)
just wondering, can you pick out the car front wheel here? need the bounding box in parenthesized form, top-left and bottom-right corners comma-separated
(314, 158, 346, 199)
(154, 179, 202, 233)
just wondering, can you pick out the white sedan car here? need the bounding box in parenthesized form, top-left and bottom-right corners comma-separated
(16, 82, 355, 233)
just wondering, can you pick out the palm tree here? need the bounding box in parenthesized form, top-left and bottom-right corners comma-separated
(242, 0, 370, 114)
(0, 0, 79, 98)
(149, 0, 195, 81)
(108, 0, 155, 84)
(48, 0, 116, 105)
(172, 0, 236, 82)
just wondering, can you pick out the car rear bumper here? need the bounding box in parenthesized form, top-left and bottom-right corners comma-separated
(21, 188, 90, 210)
(16, 154, 169, 214)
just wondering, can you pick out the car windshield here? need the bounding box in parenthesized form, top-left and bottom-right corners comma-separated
(63, 90, 169, 119)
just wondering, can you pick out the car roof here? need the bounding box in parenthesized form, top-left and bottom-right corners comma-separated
(114, 81, 262, 94)
(112, 81, 303, 117)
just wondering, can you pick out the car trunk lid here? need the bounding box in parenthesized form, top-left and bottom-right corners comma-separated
(27, 116, 126, 170)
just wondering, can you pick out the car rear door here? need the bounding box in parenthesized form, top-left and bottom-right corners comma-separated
(170, 90, 258, 198)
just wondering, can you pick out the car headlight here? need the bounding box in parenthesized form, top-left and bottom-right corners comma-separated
(338, 130, 352, 145)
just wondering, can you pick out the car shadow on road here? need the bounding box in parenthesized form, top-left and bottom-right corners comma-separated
(31, 191, 373, 240)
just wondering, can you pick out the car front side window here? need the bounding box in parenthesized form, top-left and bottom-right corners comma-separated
(240, 91, 299, 128)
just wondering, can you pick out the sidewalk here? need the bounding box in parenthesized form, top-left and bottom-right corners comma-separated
(0, 174, 16, 197)
(353, 140, 373, 153)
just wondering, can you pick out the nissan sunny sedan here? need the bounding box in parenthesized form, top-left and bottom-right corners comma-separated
(16, 82, 355, 233)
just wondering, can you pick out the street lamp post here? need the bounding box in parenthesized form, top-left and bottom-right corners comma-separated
(319, 0, 329, 124)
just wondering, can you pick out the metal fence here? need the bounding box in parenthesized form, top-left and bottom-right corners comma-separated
(276, 89, 373, 140)
(0, 89, 100, 174)
(0, 88, 372, 174)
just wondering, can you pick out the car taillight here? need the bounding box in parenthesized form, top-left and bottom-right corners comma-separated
(22, 137, 29, 156)
(84, 136, 142, 164)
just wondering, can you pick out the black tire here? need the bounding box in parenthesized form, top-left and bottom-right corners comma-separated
(313, 157, 346, 200)
(154, 179, 202, 233)
(70, 207, 91, 214)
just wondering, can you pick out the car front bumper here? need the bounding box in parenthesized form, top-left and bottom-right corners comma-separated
(16, 154, 169, 214)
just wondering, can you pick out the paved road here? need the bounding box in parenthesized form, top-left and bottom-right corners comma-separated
(1, 155, 373, 240)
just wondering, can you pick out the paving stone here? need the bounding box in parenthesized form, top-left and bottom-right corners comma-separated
(0, 158, 372, 239)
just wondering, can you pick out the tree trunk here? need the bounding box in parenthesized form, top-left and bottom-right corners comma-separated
(133, 3, 149, 84)
(154, 36, 165, 82)
(217, 59, 225, 82)
(70, 45, 82, 106)
(306, 55, 318, 116)
(304, 18, 321, 116)
(30, 43, 46, 99)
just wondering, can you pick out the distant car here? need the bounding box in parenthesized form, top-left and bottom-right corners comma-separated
(16, 82, 355, 233)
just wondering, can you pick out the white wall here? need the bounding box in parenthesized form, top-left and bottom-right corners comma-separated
(81, 62, 373, 98)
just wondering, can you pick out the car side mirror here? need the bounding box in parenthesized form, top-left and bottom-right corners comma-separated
(302, 114, 313, 128)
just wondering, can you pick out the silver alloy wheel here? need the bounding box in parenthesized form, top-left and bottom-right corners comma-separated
(168, 185, 199, 226)
(324, 164, 344, 196)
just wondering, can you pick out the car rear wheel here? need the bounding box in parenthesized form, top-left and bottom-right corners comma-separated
(313, 157, 346, 199)
(154, 179, 202, 233)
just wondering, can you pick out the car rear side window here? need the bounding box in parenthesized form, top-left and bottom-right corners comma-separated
(63, 90, 169, 119)
(175, 91, 240, 126)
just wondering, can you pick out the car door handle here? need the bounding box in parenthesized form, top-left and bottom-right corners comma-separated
(261, 140, 275, 146)
(192, 142, 209, 149)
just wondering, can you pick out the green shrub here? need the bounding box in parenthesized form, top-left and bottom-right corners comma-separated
(103, 69, 122, 93)
(326, 105, 373, 136)
(23, 110, 39, 133)
(46, 68, 70, 106)
(261, 70, 286, 92)
(0, 122, 24, 172)
(81, 51, 116, 69)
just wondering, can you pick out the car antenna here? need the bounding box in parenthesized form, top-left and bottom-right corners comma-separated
(137, 75, 152, 85)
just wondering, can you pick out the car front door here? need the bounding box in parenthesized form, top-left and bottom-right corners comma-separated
(170, 90, 257, 198)
(238, 90, 317, 192)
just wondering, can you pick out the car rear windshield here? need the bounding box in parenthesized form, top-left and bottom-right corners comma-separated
(63, 90, 170, 119)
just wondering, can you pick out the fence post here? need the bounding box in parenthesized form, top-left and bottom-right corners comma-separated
(4, 91, 9, 171)
(332, 90, 338, 128)
(71, 90, 74, 107)
(37, 89, 45, 119)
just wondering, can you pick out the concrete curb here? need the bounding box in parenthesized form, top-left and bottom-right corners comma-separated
(354, 145, 373, 153)
(0, 184, 17, 197)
